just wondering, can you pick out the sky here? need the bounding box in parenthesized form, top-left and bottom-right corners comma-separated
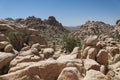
(0, 0, 120, 26)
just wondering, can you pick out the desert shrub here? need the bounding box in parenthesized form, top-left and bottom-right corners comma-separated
(63, 36, 82, 52)
(5, 30, 25, 51)
(5, 30, 25, 41)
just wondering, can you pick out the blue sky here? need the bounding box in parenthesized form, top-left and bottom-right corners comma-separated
(0, 0, 120, 26)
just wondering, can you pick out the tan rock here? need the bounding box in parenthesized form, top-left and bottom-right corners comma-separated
(71, 47, 80, 55)
(65, 59, 85, 77)
(0, 24, 14, 33)
(0, 34, 9, 41)
(43, 48, 54, 59)
(85, 35, 98, 46)
(4, 44, 13, 52)
(81, 46, 99, 60)
(31, 43, 41, 51)
(19, 49, 33, 56)
(9, 54, 42, 68)
(0, 60, 66, 80)
(0, 52, 14, 74)
(53, 49, 62, 59)
(57, 54, 77, 61)
(81, 46, 91, 59)
(21, 46, 30, 51)
(57, 67, 82, 80)
(96, 41, 106, 49)
(84, 59, 100, 71)
(0, 41, 9, 49)
(96, 49, 108, 66)
(31, 48, 39, 55)
(100, 65, 106, 74)
(83, 70, 107, 80)
(106, 47, 119, 57)
(86, 47, 99, 60)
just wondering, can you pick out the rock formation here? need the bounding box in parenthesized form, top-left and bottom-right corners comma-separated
(0, 17, 120, 80)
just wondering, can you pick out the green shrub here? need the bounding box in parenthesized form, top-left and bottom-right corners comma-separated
(63, 36, 82, 52)
(5, 30, 25, 41)
(5, 30, 25, 51)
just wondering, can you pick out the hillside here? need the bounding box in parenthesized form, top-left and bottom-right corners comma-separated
(0, 18, 120, 80)
(71, 21, 114, 39)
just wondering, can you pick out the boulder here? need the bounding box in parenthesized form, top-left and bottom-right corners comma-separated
(31, 48, 39, 55)
(84, 59, 100, 71)
(86, 47, 99, 60)
(83, 70, 107, 80)
(96, 41, 106, 49)
(0, 41, 9, 50)
(0, 52, 14, 74)
(81, 46, 91, 59)
(57, 67, 82, 80)
(53, 49, 62, 59)
(0, 34, 9, 41)
(0, 60, 66, 80)
(100, 65, 106, 74)
(65, 59, 85, 77)
(96, 49, 108, 66)
(85, 35, 98, 46)
(43, 48, 54, 59)
(21, 46, 30, 51)
(31, 43, 41, 51)
(4, 44, 13, 52)
(81, 46, 99, 60)
(57, 54, 77, 61)
(0, 24, 14, 33)
(106, 47, 119, 57)
(19, 49, 33, 56)
(71, 47, 80, 55)
(9, 53, 42, 68)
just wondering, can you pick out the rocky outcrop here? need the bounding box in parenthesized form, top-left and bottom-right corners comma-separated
(15, 16, 69, 49)
(71, 21, 114, 39)
(0, 60, 66, 80)
(81, 35, 100, 59)
(0, 19, 47, 51)
(0, 18, 120, 80)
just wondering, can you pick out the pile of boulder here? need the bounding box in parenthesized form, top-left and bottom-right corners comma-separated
(0, 19, 47, 51)
(0, 35, 119, 80)
(0, 19, 120, 80)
